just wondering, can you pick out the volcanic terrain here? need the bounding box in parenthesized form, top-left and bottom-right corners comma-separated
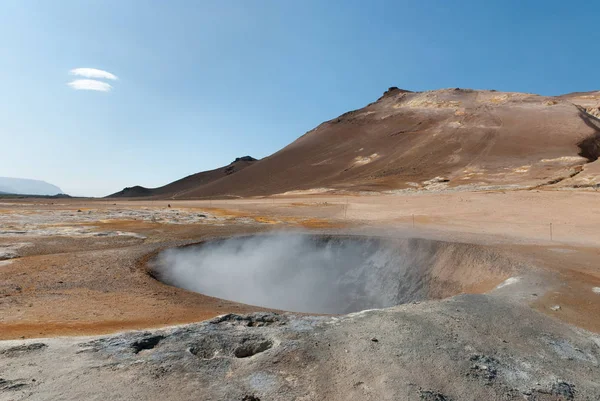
(1, 87, 600, 400)
(112, 88, 600, 198)
(109, 156, 258, 198)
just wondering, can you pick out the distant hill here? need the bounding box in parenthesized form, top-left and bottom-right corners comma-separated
(108, 156, 258, 198)
(110, 88, 600, 198)
(0, 177, 64, 196)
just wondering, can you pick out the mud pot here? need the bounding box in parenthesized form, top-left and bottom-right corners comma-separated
(149, 234, 517, 314)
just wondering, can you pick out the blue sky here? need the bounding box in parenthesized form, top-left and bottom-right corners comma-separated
(1, 1, 598, 196)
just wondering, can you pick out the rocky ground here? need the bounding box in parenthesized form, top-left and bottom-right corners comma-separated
(1, 297, 599, 400)
(1, 191, 599, 400)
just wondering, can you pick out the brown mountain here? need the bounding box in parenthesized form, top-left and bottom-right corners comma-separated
(110, 88, 600, 198)
(108, 156, 258, 198)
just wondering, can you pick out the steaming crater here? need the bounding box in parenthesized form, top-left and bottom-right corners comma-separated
(149, 234, 514, 314)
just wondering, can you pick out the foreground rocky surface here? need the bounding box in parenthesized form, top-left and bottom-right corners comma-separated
(1, 295, 599, 401)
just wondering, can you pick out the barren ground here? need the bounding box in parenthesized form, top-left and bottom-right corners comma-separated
(1, 190, 600, 400)
(1, 190, 599, 337)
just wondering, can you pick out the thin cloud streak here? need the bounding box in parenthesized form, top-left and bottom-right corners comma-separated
(69, 68, 118, 80)
(67, 79, 113, 92)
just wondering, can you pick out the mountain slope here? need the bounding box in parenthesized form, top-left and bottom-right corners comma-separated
(0, 177, 63, 196)
(109, 156, 258, 198)
(558, 90, 600, 119)
(111, 87, 600, 199)
(171, 88, 600, 198)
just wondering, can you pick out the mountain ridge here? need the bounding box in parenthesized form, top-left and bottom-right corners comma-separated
(0, 177, 64, 196)
(108, 156, 258, 198)
(109, 88, 600, 198)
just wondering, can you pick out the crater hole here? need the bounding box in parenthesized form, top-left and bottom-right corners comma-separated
(149, 234, 513, 314)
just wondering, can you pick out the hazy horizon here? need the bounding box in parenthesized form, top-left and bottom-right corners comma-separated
(2, 0, 599, 196)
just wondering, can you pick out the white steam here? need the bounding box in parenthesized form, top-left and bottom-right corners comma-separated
(152, 234, 431, 314)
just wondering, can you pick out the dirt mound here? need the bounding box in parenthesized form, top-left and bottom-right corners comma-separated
(110, 185, 154, 197)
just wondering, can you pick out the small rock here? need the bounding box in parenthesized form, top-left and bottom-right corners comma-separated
(468, 355, 498, 381)
(1, 343, 47, 357)
(552, 381, 575, 400)
(131, 335, 165, 354)
(550, 305, 561, 311)
(0, 377, 28, 391)
(419, 390, 451, 401)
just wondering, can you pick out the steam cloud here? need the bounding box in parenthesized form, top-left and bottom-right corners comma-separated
(152, 233, 430, 314)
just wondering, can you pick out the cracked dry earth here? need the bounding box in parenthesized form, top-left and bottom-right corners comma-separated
(1, 194, 600, 400)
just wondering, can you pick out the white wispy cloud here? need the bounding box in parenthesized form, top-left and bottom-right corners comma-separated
(69, 68, 118, 80)
(67, 79, 113, 92)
